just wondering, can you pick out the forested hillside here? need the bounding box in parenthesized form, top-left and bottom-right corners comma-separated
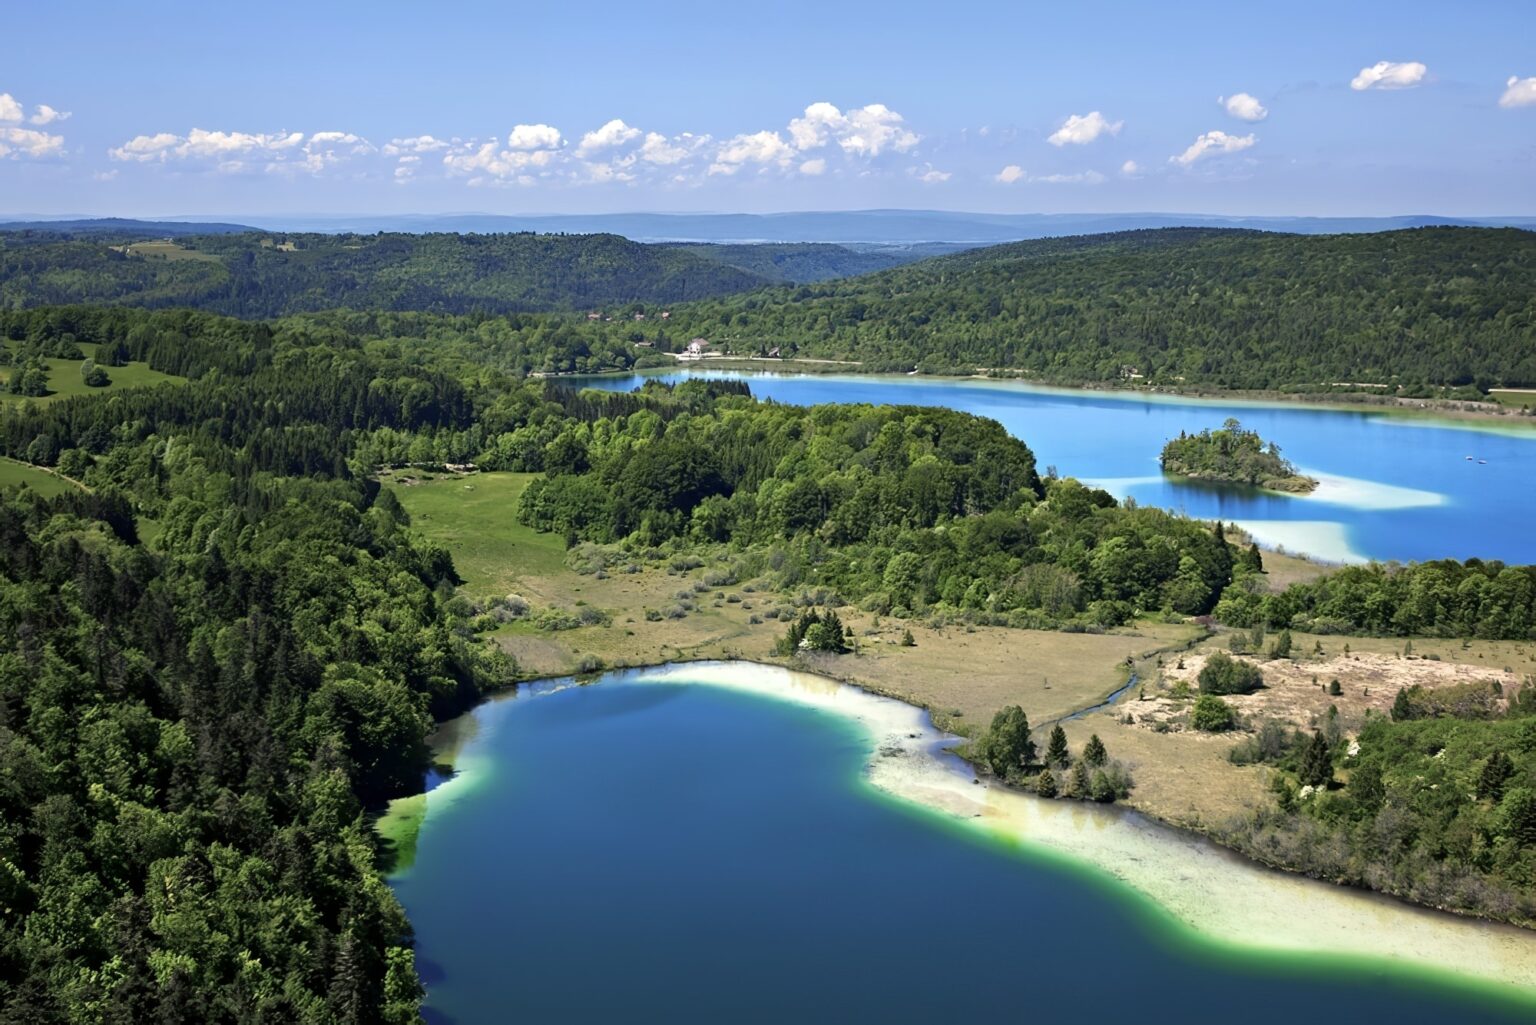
(661, 227, 1536, 389)
(0, 231, 770, 316)
(2, 296, 1535, 1018)
(662, 242, 946, 283)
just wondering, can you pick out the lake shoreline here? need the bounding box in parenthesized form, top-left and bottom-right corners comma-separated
(571, 360, 1536, 433)
(381, 657, 1536, 996)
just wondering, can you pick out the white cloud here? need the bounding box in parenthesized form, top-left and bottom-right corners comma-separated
(636, 131, 708, 165)
(912, 164, 951, 183)
(0, 93, 21, 122)
(383, 135, 450, 155)
(785, 101, 919, 156)
(507, 123, 563, 150)
(575, 118, 640, 156)
(1047, 111, 1122, 146)
(1120, 159, 1141, 177)
(443, 140, 559, 180)
(1351, 61, 1428, 91)
(92, 169, 118, 182)
(798, 157, 827, 176)
(109, 128, 372, 175)
(0, 126, 66, 159)
(1219, 93, 1268, 122)
(30, 104, 69, 126)
(709, 130, 795, 175)
(995, 164, 1025, 184)
(1500, 75, 1536, 109)
(1171, 129, 1256, 166)
(1036, 170, 1106, 184)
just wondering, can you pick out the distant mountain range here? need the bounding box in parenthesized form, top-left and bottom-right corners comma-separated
(3, 210, 1533, 244)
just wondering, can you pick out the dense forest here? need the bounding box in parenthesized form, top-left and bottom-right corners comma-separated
(0, 231, 769, 316)
(660, 241, 958, 283)
(2, 221, 1536, 1014)
(660, 227, 1536, 390)
(6, 226, 1536, 393)
(1160, 418, 1316, 492)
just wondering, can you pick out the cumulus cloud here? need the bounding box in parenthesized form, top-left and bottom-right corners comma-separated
(786, 101, 919, 156)
(0, 126, 66, 159)
(575, 118, 640, 156)
(911, 164, 951, 183)
(1171, 129, 1256, 166)
(382, 135, 450, 155)
(709, 130, 795, 175)
(995, 164, 1026, 184)
(29, 104, 69, 125)
(636, 131, 708, 165)
(0, 92, 68, 156)
(1048, 111, 1122, 146)
(506, 123, 564, 150)
(798, 157, 827, 176)
(1120, 159, 1141, 177)
(1219, 93, 1268, 122)
(1500, 75, 1536, 109)
(109, 128, 372, 175)
(443, 140, 558, 182)
(1351, 61, 1427, 91)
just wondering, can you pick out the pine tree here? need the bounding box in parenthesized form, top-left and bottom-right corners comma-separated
(1478, 750, 1516, 801)
(1067, 759, 1091, 799)
(1083, 733, 1108, 767)
(1298, 730, 1333, 788)
(1045, 724, 1070, 767)
(1036, 767, 1058, 798)
(1391, 687, 1413, 721)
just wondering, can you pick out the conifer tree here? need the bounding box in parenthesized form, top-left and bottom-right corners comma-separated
(1298, 730, 1333, 788)
(1036, 767, 1058, 798)
(1045, 724, 1070, 767)
(1083, 733, 1108, 767)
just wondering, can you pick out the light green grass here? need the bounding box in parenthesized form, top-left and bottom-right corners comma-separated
(0, 357, 184, 405)
(386, 471, 566, 598)
(1489, 389, 1536, 410)
(121, 240, 222, 263)
(0, 458, 79, 497)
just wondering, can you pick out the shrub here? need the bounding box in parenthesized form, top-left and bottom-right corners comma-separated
(1191, 694, 1237, 732)
(1198, 651, 1264, 695)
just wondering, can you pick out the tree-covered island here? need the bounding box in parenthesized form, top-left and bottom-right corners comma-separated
(1160, 418, 1318, 493)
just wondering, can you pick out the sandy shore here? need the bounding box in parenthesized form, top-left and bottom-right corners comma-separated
(619, 662, 1536, 994)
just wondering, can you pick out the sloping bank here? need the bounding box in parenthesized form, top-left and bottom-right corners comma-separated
(378, 660, 1536, 999)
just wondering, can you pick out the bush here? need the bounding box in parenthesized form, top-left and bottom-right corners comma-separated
(1191, 694, 1237, 732)
(1198, 651, 1264, 695)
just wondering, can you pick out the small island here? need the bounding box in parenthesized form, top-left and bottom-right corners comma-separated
(1160, 418, 1318, 493)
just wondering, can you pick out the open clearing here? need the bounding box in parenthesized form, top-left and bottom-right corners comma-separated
(389, 469, 1531, 835)
(0, 458, 80, 497)
(388, 470, 1204, 733)
(114, 239, 222, 263)
(0, 355, 183, 405)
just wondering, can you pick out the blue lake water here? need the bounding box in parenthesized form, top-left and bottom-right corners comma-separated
(576, 371, 1536, 565)
(389, 674, 1536, 1024)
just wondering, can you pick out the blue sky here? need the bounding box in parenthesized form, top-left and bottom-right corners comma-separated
(4, 0, 1533, 217)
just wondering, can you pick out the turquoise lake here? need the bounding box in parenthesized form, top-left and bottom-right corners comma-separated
(577, 371, 1536, 566)
(389, 672, 1536, 1024)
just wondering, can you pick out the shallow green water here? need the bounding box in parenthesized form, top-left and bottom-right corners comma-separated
(390, 672, 1536, 1024)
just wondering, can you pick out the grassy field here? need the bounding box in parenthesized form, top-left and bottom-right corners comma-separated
(386, 467, 1536, 845)
(388, 469, 1205, 732)
(1490, 389, 1536, 411)
(116, 240, 222, 263)
(0, 458, 80, 497)
(0, 356, 183, 405)
(385, 470, 566, 599)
